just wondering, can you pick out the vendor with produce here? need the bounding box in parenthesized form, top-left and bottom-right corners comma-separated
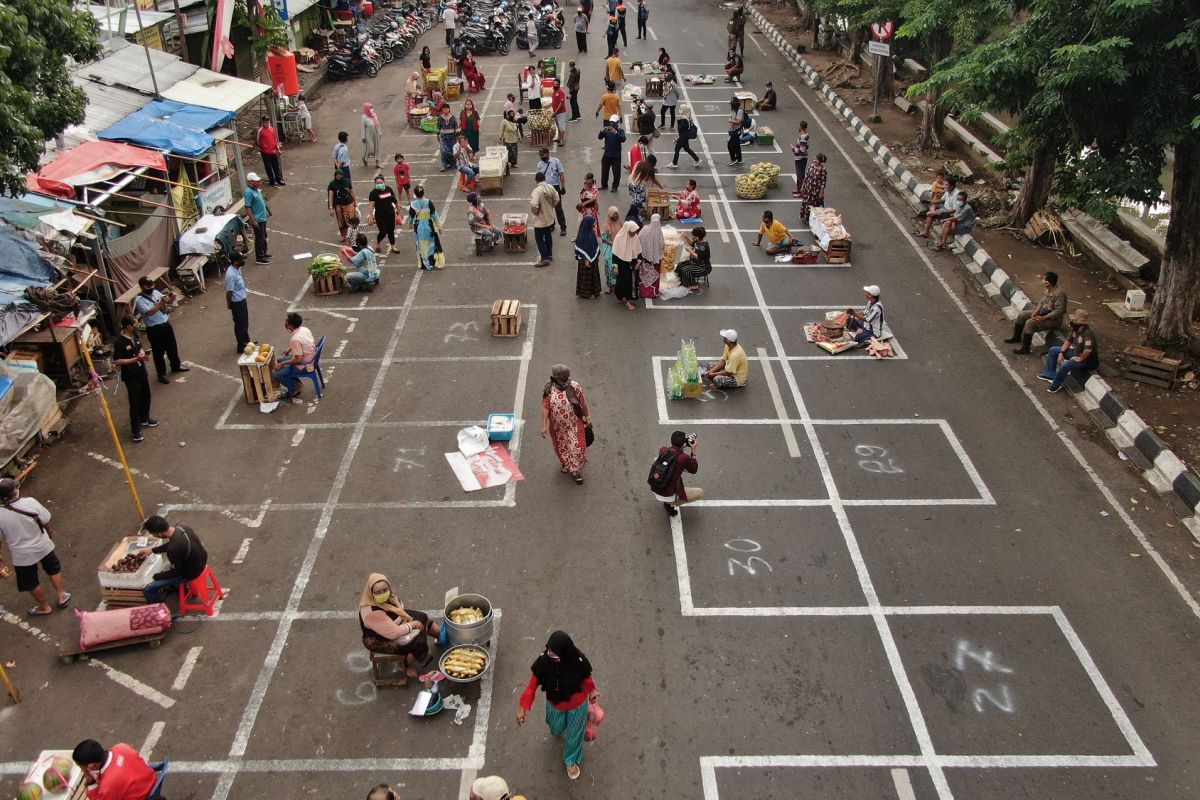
(273, 312, 318, 400)
(140, 515, 208, 605)
(340, 234, 380, 293)
(754, 210, 794, 255)
(358, 573, 441, 677)
(846, 285, 885, 344)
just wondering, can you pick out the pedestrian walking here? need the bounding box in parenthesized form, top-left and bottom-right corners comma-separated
(333, 130, 353, 184)
(437, 105, 459, 171)
(601, 205, 621, 292)
(611, 219, 641, 310)
(575, 216, 602, 299)
(540, 365, 592, 482)
(469, 776, 515, 800)
(567, 61, 582, 121)
(500, 109, 521, 167)
(551, 79, 569, 145)
(726, 97, 745, 166)
(255, 116, 285, 186)
(327, 168, 358, 243)
(648, 431, 702, 516)
(460, 99, 482, 152)
(139, 515, 208, 605)
(597, 115, 625, 191)
(367, 174, 400, 254)
(361, 103, 382, 168)
(243, 173, 271, 263)
(661, 76, 679, 128)
(798, 153, 828, 221)
(296, 94, 316, 142)
(226, 252, 251, 355)
(574, 7, 589, 53)
(525, 15, 539, 58)
(408, 186, 443, 271)
(605, 46, 624, 86)
(536, 148, 569, 236)
(791, 121, 810, 197)
(133, 277, 189, 383)
(442, 2, 457, 46)
(113, 315, 158, 443)
(0, 477, 70, 617)
(530, 173, 560, 266)
(636, 0, 649, 39)
(670, 105, 702, 167)
(516, 631, 601, 781)
(604, 16, 618, 56)
(615, 0, 628, 46)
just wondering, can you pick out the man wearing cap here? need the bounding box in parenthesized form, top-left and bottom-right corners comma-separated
(133, 277, 188, 384)
(1039, 308, 1099, 393)
(1005, 271, 1067, 354)
(846, 285, 885, 344)
(702, 329, 749, 389)
(470, 775, 512, 800)
(71, 739, 156, 800)
(243, 173, 271, 264)
(597, 113, 626, 192)
(0, 477, 70, 617)
(113, 315, 158, 443)
(225, 252, 251, 355)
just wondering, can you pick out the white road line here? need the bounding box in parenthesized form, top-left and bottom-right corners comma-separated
(171, 646, 204, 692)
(709, 194, 730, 242)
(89, 658, 176, 709)
(670, 512, 696, 615)
(232, 537, 253, 564)
(757, 346, 801, 458)
(140, 721, 165, 759)
(788, 82, 1200, 622)
(648, 25, 658, 41)
(892, 767, 917, 800)
(501, 307, 536, 507)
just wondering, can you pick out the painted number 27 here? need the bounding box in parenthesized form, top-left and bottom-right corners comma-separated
(854, 444, 904, 474)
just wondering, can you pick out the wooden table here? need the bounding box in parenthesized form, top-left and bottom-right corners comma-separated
(238, 346, 281, 404)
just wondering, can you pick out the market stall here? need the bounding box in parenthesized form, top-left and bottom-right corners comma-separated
(807, 207, 852, 263)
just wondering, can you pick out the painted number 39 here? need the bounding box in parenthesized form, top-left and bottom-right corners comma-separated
(854, 444, 904, 474)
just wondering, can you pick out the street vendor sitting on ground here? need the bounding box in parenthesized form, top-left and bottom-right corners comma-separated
(702, 328, 749, 389)
(359, 572, 442, 677)
(755, 210, 794, 255)
(342, 234, 380, 293)
(846, 285, 885, 344)
(139, 514, 208, 606)
(273, 312, 317, 400)
(724, 50, 744, 82)
(755, 82, 777, 110)
(72, 739, 156, 800)
(674, 179, 702, 221)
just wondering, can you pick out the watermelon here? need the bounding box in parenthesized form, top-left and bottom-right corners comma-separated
(42, 755, 73, 793)
(17, 782, 43, 800)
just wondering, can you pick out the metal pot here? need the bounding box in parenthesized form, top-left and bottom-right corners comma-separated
(439, 643, 493, 684)
(442, 593, 494, 646)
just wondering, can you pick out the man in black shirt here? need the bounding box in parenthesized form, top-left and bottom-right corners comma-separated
(140, 515, 208, 605)
(113, 315, 157, 443)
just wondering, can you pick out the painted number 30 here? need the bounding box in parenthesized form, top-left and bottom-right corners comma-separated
(854, 444, 904, 474)
(725, 538, 773, 576)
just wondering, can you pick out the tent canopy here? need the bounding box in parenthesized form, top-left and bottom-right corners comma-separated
(100, 99, 236, 158)
(27, 141, 167, 199)
(0, 225, 57, 306)
(162, 69, 271, 113)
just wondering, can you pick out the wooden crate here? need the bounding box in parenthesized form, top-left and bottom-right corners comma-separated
(100, 586, 149, 608)
(238, 348, 281, 404)
(445, 80, 462, 100)
(312, 273, 344, 295)
(491, 299, 523, 337)
(530, 127, 554, 147)
(478, 173, 504, 195)
(1122, 346, 1182, 389)
(826, 239, 852, 264)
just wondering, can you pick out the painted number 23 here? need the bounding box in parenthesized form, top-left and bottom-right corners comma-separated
(854, 444, 904, 474)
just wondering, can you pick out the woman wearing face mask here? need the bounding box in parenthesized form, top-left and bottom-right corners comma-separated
(358, 573, 441, 677)
(516, 630, 601, 781)
(367, 174, 399, 254)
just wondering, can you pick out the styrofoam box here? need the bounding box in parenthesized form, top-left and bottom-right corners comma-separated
(97, 535, 166, 589)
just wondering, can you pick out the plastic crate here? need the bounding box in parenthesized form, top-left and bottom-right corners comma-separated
(487, 413, 516, 440)
(755, 132, 774, 146)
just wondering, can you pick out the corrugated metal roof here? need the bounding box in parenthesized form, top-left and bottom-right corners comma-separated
(74, 40, 199, 96)
(72, 76, 151, 135)
(161, 69, 270, 113)
(85, 4, 175, 34)
(288, 0, 320, 17)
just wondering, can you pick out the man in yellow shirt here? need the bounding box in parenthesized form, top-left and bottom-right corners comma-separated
(702, 328, 749, 389)
(606, 49, 625, 86)
(596, 81, 622, 120)
(754, 210, 794, 255)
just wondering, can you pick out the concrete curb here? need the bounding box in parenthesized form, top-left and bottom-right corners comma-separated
(750, 8, 1200, 540)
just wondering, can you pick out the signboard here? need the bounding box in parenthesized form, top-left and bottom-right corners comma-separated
(868, 40, 891, 57)
(198, 176, 234, 216)
(272, 0, 289, 20)
(870, 20, 895, 41)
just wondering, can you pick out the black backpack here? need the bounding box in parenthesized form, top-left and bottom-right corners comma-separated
(647, 448, 681, 493)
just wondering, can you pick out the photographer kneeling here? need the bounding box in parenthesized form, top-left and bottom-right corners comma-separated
(648, 431, 702, 517)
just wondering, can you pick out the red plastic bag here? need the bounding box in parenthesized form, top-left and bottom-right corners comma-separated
(584, 699, 605, 741)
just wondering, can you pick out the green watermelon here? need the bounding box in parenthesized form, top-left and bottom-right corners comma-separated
(41, 755, 73, 793)
(17, 781, 44, 800)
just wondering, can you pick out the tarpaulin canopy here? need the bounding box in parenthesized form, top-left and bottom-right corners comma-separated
(99, 99, 236, 158)
(0, 225, 58, 307)
(27, 141, 167, 199)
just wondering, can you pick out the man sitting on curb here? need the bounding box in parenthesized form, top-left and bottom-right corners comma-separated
(648, 431, 702, 517)
(934, 190, 976, 251)
(917, 178, 961, 236)
(1005, 271, 1067, 354)
(1038, 309, 1098, 394)
(702, 328, 749, 389)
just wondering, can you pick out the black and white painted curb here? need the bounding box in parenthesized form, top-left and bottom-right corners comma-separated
(751, 8, 1200, 538)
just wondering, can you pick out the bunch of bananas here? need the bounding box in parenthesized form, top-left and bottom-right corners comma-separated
(442, 646, 488, 679)
(448, 606, 486, 624)
(735, 173, 769, 199)
(751, 162, 782, 187)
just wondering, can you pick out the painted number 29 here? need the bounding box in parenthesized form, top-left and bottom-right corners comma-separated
(725, 538, 773, 576)
(854, 444, 904, 474)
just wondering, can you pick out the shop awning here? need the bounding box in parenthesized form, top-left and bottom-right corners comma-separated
(84, 4, 175, 34)
(0, 225, 58, 307)
(100, 99, 236, 158)
(27, 141, 168, 199)
(0, 196, 91, 238)
(161, 70, 271, 113)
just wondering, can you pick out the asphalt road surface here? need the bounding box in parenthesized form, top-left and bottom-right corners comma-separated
(3, 2, 1200, 799)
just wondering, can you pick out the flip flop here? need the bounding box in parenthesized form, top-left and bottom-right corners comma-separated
(27, 606, 52, 617)
(57, 592, 72, 609)
(566, 764, 581, 781)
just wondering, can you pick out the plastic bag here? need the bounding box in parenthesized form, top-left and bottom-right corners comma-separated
(668, 363, 684, 400)
(584, 699, 605, 742)
(457, 425, 489, 456)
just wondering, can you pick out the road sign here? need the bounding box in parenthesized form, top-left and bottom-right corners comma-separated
(868, 40, 891, 57)
(871, 20, 895, 41)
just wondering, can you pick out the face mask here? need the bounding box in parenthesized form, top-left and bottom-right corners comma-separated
(372, 591, 390, 604)
(376, 183, 385, 190)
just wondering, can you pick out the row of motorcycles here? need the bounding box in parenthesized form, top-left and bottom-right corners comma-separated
(327, 1, 438, 80)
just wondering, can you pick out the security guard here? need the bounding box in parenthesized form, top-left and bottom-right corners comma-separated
(113, 315, 158, 443)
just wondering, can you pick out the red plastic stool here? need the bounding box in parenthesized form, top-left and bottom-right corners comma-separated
(458, 172, 478, 193)
(179, 566, 224, 616)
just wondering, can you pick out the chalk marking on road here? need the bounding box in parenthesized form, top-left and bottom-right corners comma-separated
(140, 721, 165, 759)
(232, 537, 253, 564)
(181, 361, 242, 384)
(892, 768, 917, 800)
(171, 646, 204, 692)
(788, 82, 1199, 623)
(757, 346, 801, 458)
(333, 339, 349, 358)
(88, 452, 261, 528)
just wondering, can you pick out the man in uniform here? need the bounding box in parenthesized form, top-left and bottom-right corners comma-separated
(113, 315, 158, 443)
(1005, 271, 1067, 354)
(226, 252, 251, 355)
(133, 276, 189, 384)
(1040, 309, 1099, 394)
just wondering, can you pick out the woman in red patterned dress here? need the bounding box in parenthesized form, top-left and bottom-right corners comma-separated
(540, 364, 591, 485)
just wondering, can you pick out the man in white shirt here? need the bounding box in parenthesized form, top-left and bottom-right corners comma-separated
(443, 4, 457, 46)
(0, 478, 70, 616)
(846, 284, 885, 344)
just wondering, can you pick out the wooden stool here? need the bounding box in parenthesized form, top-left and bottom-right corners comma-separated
(370, 652, 409, 687)
(645, 76, 664, 98)
(491, 299, 522, 336)
(445, 81, 462, 100)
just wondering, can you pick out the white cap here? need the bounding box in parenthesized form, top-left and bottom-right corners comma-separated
(246, 172, 262, 182)
(470, 775, 511, 800)
(863, 284, 881, 297)
(609, 114, 620, 123)
(719, 328, 738, 342)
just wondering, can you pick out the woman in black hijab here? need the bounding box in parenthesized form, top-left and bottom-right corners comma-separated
(516, 630, 601, 780)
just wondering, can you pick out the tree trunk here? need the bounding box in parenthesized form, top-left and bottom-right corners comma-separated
(1145, 139, 1200, 349)
(1011, 146, 1056, 228)
(812, 15, 821, 50)
(916, 30, 952, 152)
(849, 27, 867, 65)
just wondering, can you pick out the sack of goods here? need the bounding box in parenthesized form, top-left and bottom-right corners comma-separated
(735, 173, 768, 199)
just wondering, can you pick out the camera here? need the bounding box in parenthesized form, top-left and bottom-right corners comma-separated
(684, 433, 697, 447)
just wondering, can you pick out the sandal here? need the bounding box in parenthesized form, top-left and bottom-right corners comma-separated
(27, 606, 52, 617)
(566, 764, 581, 781)
(57, 592, 72, 609)
(933, 245, 945, 252)
(571, 472, 584, 485)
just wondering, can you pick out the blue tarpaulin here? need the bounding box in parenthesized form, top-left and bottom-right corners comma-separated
(99, 99, 236, 158)
(0, 225, 56, 306)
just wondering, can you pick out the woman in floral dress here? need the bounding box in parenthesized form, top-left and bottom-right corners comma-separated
(541, 364, 591, 484)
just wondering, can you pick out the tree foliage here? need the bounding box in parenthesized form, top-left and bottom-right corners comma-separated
(0, 0, 101, 197)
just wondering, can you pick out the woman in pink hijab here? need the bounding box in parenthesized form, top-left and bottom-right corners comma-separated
(361, 103, 383, 169)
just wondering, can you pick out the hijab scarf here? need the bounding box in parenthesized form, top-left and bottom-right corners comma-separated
(639, 214, 665, 264)
(602, 206, 623, 240)
(530, 630, 593, 703)
(575, 215, 601, 263)
(612, 220, 643, 261)
(363, 103, 382, 132)
(542, 371, 584, 418)
(678, 104, 693, 124)
(358, 572, 412, 622)
(407, 71, 422, 94)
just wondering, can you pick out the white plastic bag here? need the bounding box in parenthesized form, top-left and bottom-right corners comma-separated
(457, 425, 489, 456)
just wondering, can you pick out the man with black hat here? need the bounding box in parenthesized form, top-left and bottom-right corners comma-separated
(0, 477, 70, 617)
(133, 276, 189, 384)
(139, 514, 208, 605)
(113, 315, 158, 443)
(71, 739, 156, 800)
(225, 252, 251, 355)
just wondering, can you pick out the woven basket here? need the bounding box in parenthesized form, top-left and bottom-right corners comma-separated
(735, 174, 768, 200)
(751, 162, 781, 188)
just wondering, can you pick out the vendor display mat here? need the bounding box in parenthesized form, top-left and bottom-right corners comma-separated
(445, 443, 524, 492)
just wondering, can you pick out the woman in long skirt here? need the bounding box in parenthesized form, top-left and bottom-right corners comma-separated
(637, 213, 665, 298)
(611, 220, 642, 311)
(540, 365, 590, 484)
(575, 215, 602, 299)
(798, 153, 828, 222)
(517, 630, 601, 781)
(361, 103, 382, 169)
(407, 186, 441, 270)
(459, 99, 482, 153)
(601, 206, 621, 293)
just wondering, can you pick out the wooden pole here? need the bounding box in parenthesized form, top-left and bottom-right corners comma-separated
(0, 661, 20, 704)
(81, 347, 146, 522)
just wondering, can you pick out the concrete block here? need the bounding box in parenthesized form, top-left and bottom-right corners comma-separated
(989, 267, 1012, 291)
(1083, 375, 1113, 403)
(943, 117, 1005, 165)
(979, 112, 1011, 137)
(1104, 300, 1149, 321)
(951, 160, 974, 179)
(893, 95, 917, 114)
(1153, 450, 1188, 483)
(900, 58, 927, 79)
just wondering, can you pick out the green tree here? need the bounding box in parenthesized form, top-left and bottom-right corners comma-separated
(0, 0, 101, 197)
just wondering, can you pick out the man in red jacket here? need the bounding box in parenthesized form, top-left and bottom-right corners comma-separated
(72, 740, 157, 800)
(255, 116, 286, 187)
(650, 431, 702, 517)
